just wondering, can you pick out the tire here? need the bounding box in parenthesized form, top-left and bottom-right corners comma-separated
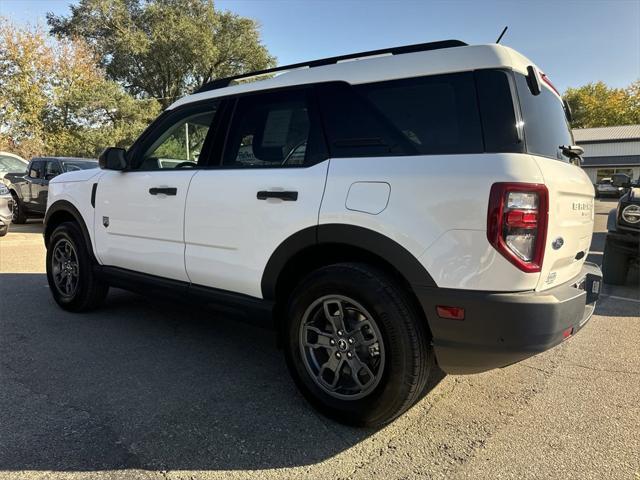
(602, 238, 629, 285)
(10, 192, 27, 224)
(46, 221, 109, 312)
(284, 262, 432, 427)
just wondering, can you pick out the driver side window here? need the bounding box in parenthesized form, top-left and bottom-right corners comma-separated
(139, 106, 218, 170)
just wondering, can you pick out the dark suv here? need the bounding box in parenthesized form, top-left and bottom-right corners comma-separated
(602, 174, 640, 285)
(5, 157, 97, 223)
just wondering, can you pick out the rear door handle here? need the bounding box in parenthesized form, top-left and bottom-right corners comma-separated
(149, 187, 177, 196)
(257, 190, 298, 201)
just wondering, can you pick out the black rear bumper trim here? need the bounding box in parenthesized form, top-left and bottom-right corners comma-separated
(414, 262, 602, 374)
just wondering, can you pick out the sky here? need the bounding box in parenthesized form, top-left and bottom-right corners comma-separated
(1, 0, 639, 93)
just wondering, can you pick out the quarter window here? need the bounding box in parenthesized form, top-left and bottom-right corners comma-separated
(357, 72, 484, 155)
(317, 73, 485, 158)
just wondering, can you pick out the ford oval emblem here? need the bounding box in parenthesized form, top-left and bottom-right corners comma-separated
(552, 237, 564, 250)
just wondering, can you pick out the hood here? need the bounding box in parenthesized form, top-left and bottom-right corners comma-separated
(50, 168, 102, 184)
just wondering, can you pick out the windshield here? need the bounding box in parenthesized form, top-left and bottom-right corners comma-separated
(61, 161, 98, 172)
(514, 73, 573, 162)
(0, 156, 27, 173)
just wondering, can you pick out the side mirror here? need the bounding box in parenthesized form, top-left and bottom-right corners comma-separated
(99, 147, 128, 171)
(612, 173, 631, 188)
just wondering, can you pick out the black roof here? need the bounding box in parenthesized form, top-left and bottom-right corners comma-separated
(195, 39, 467, 94)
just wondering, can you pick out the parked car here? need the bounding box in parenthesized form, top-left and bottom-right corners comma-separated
(602, 174, 640, 284)
(6, 157, 97, 224)
(595, 177, 624, 198)
(0, 151, 28, 181)
(43, 40, 602, 427)
(0, 182, 13, 236)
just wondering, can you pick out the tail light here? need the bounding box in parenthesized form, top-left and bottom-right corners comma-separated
(487, 183, 548, 273)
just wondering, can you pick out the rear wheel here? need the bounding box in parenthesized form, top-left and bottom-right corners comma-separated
(602, 237, 629, 285)
(284, 262, 432, 427)
(46, 221, 109, 311)
(10, 192, 26, 224)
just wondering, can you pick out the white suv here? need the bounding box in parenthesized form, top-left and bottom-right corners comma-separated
(44, 40, 602, 427)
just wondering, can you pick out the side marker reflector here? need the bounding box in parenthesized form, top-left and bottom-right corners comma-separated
(436, 306, 465, 320)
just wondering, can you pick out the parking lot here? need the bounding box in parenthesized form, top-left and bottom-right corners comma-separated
(0, 199, 638, 480)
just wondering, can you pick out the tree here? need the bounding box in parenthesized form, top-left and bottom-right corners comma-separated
(0, 19, 160, 158)
(564, 80, 640, 128)
(48, 0, 276, 108)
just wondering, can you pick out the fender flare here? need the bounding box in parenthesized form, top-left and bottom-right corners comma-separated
(606, 208, 618, 232)
(44, 200, 96, 261)
(261, 224, 436, 300)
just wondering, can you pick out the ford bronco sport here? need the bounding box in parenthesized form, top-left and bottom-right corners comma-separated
(44, 40, 602, 427)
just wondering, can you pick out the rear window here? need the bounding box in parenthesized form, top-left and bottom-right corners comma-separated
(514, 73, 573, 161)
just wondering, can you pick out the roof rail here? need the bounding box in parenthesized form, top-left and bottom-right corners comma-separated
(195, 39, 467, 93)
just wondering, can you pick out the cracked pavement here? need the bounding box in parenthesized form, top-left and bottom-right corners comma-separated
(0, 199, 638, 480)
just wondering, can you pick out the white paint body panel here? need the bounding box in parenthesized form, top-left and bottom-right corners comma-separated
(184, 162, 329, 297)
(93, 170, 197, 282)
(47, 169, 104, 258)
(532, 157, 596, 291)
(319, 154, 545, 291)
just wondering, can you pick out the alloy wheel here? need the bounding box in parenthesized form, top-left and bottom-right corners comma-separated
(299, 295, 385, 400)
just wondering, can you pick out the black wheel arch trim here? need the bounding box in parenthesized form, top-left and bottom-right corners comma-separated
(261, 224, 437, 300)
(44, 200, 97, 262)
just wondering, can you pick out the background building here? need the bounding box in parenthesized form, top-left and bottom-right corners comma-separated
(573, 125, 640, 184)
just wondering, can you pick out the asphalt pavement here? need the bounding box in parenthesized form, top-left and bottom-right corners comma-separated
(0, 200, 638, 480)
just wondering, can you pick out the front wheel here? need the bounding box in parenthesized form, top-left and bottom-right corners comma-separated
(46, 221, 109, 311)
(284, 263, 433, 427)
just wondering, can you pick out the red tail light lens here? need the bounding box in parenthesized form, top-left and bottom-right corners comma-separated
(487, 183, 548, 273)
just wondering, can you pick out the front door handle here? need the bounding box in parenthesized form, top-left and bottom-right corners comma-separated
(257, 190, 298, 201)
(149, 187, 177, 196)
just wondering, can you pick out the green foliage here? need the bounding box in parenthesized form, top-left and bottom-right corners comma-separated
(0, 18, 160, 158)
(564, 80, 640, 128)
(48, 0, 276, 107)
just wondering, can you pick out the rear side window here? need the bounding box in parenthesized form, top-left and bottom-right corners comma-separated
(223, 89, 325, 168)
(514, 73, 573, 161)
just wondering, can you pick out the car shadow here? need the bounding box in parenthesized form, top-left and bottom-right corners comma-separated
(7, 219, 43, 234)
(0, 273, 444, 472)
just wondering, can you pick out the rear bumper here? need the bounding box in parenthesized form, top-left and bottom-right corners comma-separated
(415, 262, 602, 374)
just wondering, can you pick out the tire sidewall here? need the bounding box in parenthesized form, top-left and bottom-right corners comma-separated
(46, 222, 94, 310)
(284, 264, 427, 425)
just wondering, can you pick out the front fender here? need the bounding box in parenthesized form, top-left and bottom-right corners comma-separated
(606, 208, 618, 232)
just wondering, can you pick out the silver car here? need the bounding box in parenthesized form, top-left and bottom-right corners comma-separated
(0, 182, 12, 236)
